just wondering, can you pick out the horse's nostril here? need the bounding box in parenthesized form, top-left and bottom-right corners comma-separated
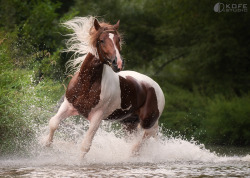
(112, 57, 117, 65)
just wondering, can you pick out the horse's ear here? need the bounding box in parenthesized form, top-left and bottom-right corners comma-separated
(94, 19, 101, 31)
(114, 20, 120, 30)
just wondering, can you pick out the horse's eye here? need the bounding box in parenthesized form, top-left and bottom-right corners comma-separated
(100, 40, 104, 43)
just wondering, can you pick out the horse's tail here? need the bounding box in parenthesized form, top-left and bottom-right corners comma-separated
(62, 16, 97, 74)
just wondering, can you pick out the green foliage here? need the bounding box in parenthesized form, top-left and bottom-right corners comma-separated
(0, 65, 64, 154)
(0, 66, 33, 153)
(0, 36, 64, 154)
(157, 73, 250, 145)
(0, 0, 62, 49)
(158, 81, 206, 141)
(203, 95, 250, 145)
(0, 0, 249, 151)
(160, 83, 250, 146)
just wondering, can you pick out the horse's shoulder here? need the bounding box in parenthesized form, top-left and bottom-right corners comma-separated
(67, 72, 80, 92)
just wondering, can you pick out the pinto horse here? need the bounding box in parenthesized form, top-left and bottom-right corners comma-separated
(46, 17, 165, 158)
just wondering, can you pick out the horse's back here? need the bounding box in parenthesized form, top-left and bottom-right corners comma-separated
(118, 71, 165, 115)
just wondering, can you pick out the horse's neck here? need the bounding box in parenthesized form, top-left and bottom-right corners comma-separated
(78, 53, 120, 100)
(79, 53, 103, 82)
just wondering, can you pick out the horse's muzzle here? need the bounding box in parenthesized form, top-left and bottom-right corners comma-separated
(111, 57, 123, 72)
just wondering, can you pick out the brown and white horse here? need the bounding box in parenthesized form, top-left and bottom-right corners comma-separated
(46, 17, 165, 158)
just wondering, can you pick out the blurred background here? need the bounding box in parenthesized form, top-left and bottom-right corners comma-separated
(0, 0, 249, 154)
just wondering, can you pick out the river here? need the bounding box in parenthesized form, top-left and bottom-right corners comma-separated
(0, 121, 249, 177)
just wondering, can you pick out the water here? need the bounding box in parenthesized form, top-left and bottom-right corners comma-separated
(0, 120, 249, 177)
(1, 161, 249, 177)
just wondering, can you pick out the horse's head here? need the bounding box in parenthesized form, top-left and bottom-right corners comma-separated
(94, 19, 124, 72)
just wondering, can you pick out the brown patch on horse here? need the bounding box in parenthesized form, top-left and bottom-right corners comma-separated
(106, 75, 159, 130)
(120, 114, 140, 133)
(66, 53, 103, 117)
(138, 86, 159, 129)
(120, 76, 145, 109)
(106, 76, 146, 120)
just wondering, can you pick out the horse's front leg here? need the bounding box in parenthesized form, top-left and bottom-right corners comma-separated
(46, 98, 78, 146)
(81, 110, 103, 158)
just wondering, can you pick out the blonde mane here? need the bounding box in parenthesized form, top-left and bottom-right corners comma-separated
(62, 16, 123, 74)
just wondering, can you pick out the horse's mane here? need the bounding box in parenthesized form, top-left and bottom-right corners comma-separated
(62, 16, 122, 74)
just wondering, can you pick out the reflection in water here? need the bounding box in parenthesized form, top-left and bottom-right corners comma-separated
(0, 120, 249, 177)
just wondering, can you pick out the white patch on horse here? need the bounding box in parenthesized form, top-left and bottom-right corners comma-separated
(91, 65, 121, 117)
(109, 33, 123, 69)
(79, 65, 122, 154)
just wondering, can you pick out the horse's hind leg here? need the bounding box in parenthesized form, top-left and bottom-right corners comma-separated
(120, 114, 140, 134)
(142, 120, 159, 139)
(46, 97, 78, 146)
(132, 87, 160, 154)
(132, 120, 159, 154)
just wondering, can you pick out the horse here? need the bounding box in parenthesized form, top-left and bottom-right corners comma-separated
(46, 16, 165, 158)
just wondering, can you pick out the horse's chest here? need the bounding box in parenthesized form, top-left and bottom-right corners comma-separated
(66, 74, 102, 118)
(78, 84, 101, 117)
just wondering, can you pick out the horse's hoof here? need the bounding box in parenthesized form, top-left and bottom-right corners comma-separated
(77, 152, 87, 162)
(43, 136, 52, 147)
(131, 149, 140, 157)
(45, 142, 51, 147)
(80, 151, 87, 158)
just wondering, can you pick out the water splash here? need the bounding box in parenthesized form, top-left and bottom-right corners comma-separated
(0, 75, 249, 168)
(1, 117, 249, 167)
